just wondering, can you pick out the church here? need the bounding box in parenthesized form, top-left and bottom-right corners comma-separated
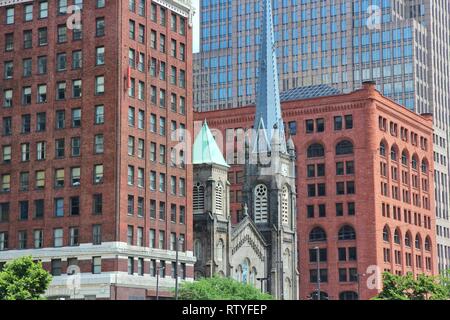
(191, 0, 298, 300)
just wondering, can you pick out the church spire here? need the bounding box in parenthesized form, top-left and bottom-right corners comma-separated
(254, 0, 286, 153)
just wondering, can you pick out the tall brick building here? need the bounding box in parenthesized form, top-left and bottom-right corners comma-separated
(0, 0, 195, 300)
(195, 82, 437, 300)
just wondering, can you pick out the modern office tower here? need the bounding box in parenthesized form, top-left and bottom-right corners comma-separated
(0, 0, 195, 300)
(196, 81, 438, 299)
(194, 0, 450, 272)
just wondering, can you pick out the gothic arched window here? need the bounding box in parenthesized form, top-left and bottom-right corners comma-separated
(380, 141, 386, 156)
(254, 184, 268, 222)
(383, 225, 390, 242)
(217, 239, 224, 262)
(336, 140, 353, 155)
(394, 228, 401, 244)
(281, 185, 289, 226)
(405, 232, 412, 247)
(215, 182, 224, 214)
(425, 236, 431, 251)
(415, 234, 421, 249)
(194, 239, 202, 260)
(193, 182, 205, 214)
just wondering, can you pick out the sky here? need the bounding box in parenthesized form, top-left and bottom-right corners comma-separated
(192, 0, 200, 53)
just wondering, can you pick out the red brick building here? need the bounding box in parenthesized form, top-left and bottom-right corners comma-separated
(0, 0, 195, 299)
(195, 82, 437, 300)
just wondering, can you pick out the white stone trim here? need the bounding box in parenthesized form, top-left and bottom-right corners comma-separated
(0, 0, 32, 7)
(45, 272, 194, 299)
(0, 242, 196, 264)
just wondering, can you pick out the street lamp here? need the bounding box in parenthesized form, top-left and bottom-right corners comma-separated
(156, 264, 165, 300)
(314, 246, 321, 300)
(175, 236, 185, 300)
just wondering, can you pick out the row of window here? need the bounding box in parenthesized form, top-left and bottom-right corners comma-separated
(127, 226, 185, 252)
(382, 248, 432, 270)
(128, 0, 187, 36)
(3, 18, 105, 52)
(0, 224, 101, 251)
(309, 268, 357, 283)
(0, 195, 102, 223)
(307, 140, 354, 158)
(305, 115, 353, 133)
(307, 161, 354, 178)
(379, 141, 429, 173)
(127, 169, 186, 196)
(135, 199, 186, 224)
(3, 48, 105, 81)
(306, 202, 355, 218)
(1, 136, 103, 163)
(309, 225, 356, 242)
(382, 203, 432, 229)
(378, 116, 428, 151)
(307, 181, 355, 197)
(382, 225, 432, 251)
(309, 247, 357, 263)
(1, 164, 104, 193)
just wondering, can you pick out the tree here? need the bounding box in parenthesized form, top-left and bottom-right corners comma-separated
(0, 256, 52, 300)
(374, 272, 449, 300)
(178, 276, 273, 300)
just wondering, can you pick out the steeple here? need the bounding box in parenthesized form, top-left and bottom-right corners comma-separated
(254, 0, 286, 153)
(193, 120, 229, 167)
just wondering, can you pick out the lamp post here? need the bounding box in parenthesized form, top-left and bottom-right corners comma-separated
(175, 236, 184, 300)
(314, 246, 321, 300)
(156, 264, 165, 300)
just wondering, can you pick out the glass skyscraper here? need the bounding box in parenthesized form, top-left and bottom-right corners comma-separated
(193, 0, 450, 272)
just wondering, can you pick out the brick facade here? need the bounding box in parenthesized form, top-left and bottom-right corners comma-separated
(0, 0, 195, 300)
(195, 82, 437, 300)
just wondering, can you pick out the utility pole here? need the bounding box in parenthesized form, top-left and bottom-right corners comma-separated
(175, 236, 184, 300)
(315, 246, 320, 300)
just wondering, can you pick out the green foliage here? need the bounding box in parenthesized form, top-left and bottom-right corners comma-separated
(178, 275, 273, 300)
(0, 256, 52, 300)
(374, 272, 449, 300)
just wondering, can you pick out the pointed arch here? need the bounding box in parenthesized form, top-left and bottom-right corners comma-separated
(394, 228, 401, 245)
(193, 182, 205, 213)
(217, 239, 224, 262)
(401, 149, 409, 166)
(379, 140, 388, 157)
(281, 185, 290, 226)
(411, 153, 419, 170)
(415, 234, 422, 250)
(421, 158, 429, 174)
(390, 144, 399, 161)
(215, 182, 224, 214)
(405, 231, 412, 247)
(425, 236, 432, 251)
(383, 225, 390, 242)
(254, 184, 268, 222)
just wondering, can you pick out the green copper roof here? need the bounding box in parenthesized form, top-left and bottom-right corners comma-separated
(193, 121, 229, 167)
